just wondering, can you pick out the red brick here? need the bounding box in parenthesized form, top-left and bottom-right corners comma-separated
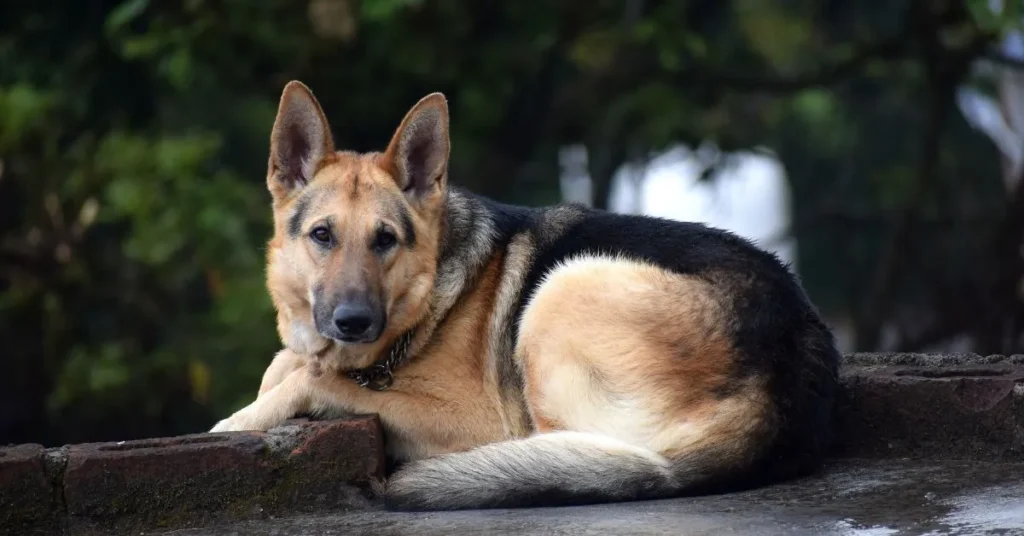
(268, 414, 384, 512)
(0, 444, 54, 530)
(63, 431, 270, 526)
(57, 416, 386, 532)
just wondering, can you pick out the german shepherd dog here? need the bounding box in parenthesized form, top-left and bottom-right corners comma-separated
(209, 81, 841, 511)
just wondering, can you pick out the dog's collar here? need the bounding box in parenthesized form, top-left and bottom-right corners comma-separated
(344, 329, 415, 391)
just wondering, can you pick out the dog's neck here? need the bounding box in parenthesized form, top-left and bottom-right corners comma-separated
(343, 328, 416, 390)
(343, 189, 503, 389)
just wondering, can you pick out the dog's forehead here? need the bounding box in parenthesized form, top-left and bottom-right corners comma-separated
(285, 155, 405, 237)
(318, 151, 390, 187)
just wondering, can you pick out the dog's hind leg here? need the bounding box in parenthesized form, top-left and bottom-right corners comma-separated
(383, 254, 775, 510)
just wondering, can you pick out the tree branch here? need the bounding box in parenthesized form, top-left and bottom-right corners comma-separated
(679, 37, 910, 94)
(854, 77, 955, 350)
(584, 11, 918, 108)
(851, 1, 995, 350)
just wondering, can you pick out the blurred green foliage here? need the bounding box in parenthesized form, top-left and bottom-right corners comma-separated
(0, 0, 1020, 444)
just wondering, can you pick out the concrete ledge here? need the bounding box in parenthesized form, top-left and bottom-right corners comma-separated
(1, 415, 384, 536)
(835, 353, 1024, 461)
(3, 353, 1023, 534)
(0, 444, 55, 532)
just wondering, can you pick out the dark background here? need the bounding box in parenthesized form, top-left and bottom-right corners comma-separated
(2, 0, 1023, 446)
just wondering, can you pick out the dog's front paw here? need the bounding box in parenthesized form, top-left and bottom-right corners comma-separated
(209, 411, 260, 433)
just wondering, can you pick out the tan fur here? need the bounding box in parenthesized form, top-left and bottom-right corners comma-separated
(257, 349, 306, 397)
(210, 82, 769, 482)
(517, 255, 770, 461)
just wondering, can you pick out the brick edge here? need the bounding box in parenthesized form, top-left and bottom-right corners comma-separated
(0, 415, 384, 536)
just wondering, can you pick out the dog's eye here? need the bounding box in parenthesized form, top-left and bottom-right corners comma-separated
(310, 227, 332, 245)
(374, 230, 397, 251)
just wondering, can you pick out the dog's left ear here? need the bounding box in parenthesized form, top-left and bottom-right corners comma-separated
(382, 93, 450, 200)
(268, 81, 335, 202)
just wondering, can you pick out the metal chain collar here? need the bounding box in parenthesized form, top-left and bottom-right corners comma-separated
(344, 329, 415, 391)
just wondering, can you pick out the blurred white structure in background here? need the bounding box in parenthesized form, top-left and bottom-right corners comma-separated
(557, 145, 593, 206)
(956, 0, 1024, 193)
(558, 142, 797, 271)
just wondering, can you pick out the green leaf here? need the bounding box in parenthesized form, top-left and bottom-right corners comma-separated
(733, 1, 814, 68)
(0, 85, 56, 147)
(360, 0, 421, 23)
(105, 0, 150, 34)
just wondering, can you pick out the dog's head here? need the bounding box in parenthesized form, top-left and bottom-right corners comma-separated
(264, 81, 448, 368)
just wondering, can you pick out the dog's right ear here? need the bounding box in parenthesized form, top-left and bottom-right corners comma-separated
(267, 81, 335, 201)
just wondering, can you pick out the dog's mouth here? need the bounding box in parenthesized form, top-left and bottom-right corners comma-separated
(331, 333, 382, 345)
(308, 328, 388, 371)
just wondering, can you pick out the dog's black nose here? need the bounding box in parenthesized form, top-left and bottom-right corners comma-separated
(332, 303, 378, 341)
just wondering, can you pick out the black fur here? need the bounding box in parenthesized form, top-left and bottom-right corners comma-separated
(287, 192, 313, 238)
(397, 203, 416, 247)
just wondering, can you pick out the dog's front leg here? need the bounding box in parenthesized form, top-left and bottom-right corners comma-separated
(257, 349, 308, 398)
(210, 364, 316, 433)
(209, 355, 395, 433)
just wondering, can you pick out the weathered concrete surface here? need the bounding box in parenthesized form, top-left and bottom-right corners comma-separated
(844, 353, 1024, 367)
(63, 431, 270, 530)
(268, 417, 386, 512)
(836, 353, 1024, 461)
(167, 459, 1024, 536)
(0, 444, 56, 530)
(0, 415, 384, 536)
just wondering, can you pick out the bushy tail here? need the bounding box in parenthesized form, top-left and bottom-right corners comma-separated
(381, 431, 682, 511)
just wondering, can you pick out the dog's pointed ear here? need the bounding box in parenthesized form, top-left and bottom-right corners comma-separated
(381, 93, 450, 200)
(268, 81, 335, 201)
